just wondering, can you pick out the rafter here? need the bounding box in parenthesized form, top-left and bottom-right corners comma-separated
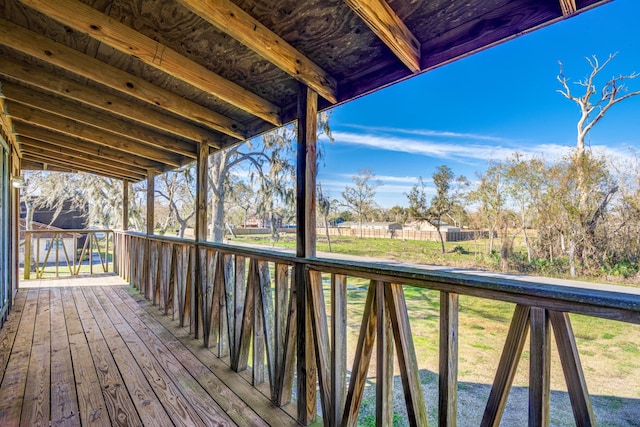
(0, 18, 245, 140)
(19, 137, 148, 179)
(21, 159, 74, 173)
(14, 123, 165, 171)
(0, 58, 221, 146)
(559, 0, 577, 16)
(2, 82, 197, 159)
(176, 0, 337, 104)
(344, 0, 421, 72)
(8, 102, 182, 167)
(21, 153, 144, 181)
(20, 0, 281, 126)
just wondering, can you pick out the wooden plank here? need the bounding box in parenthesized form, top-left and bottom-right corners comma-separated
(296, 85, 318, 258)
(0, 58, 221, 145)
(21, 289, 51, 426)
(20, 152, 144, 182)
(331, 274, 347, 427)
(480, 304, 530, 427)
(235, 258, 256, 372)
(70, 287, 143, 426)
(376, 281, 394, 427)
(16, 123, 163, 172)
(77, 287, 172, 426)
(0, 289, 38, 424)
(343, 281, 377, 427)
(19, 137, 148, 178)
(11, 104, 182, 167)
(295, 264, 316, 424)
(220, 254, 235, 358)
(277, 266, 297, 406)
(0, 289, 27, 385)
(529, 307, 550, 427)
(106, 284, 269, 427)
(2, 83, 197, 158)
(233, 255, 246, 366)
(385, 283, 428, 427)
(49, 287, 80, 426)
(560, 0, 577, 16)
(258, 261, 275, 396)
(549, 311, 596, 426)
(252, 260, 266, 385)
(60, 288, 110, 426)
(22, 0, 282, 126)
(176, 0, 337, 103)
(439, 292, 458, 427)
(90, 287, 228, 426)
(118, 286, 298, 426)
(344, 0, 421, 72)
(308, 270, 331, 421)
(0, 17, 245, 140)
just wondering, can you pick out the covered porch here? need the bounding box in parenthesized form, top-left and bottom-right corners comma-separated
(0, 0, 634, 425)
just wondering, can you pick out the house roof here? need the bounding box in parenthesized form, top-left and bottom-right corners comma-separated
(0, 0, 610, 181)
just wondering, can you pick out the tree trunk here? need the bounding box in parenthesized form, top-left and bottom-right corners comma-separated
(436, 227, 445, 254)
(568, 238, 577, 278)
(323, 214, 332, 252)
(209, 152, 227, 242)
(358, 218, 363, 239)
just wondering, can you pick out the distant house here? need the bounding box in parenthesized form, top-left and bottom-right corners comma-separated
(405, 220, 460, 233)
(20, 200, 88, 230)
(351, 221, 403, 232)
(18, 219, 81, 265)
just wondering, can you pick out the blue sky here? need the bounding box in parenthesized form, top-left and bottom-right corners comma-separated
(317, 0, 640, 207)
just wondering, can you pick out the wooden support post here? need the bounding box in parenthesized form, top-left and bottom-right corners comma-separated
(439, 292, 458, 427)
(296, 84, 317, 258)
(376, 281, 394, 427)
(295, 84, 318, 425)
(331, 274, 347, 426)
(529, 307, 551, 427)
(122, 179, 129, 231)
(195, 143, 208, 340)
(146, 170, 155, 235)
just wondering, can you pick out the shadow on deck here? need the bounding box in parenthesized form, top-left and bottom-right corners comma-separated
(0, 275, 299, 426)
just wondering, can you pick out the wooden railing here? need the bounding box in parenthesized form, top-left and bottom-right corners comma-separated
(114, 231, 640, 427)
(22, 229, 114, 279)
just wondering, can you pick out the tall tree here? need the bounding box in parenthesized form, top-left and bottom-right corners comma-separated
(208, 112, 332, 242)
(341, 168, 381, 238)
(467, 161, 506, 256)
(407, 166, 467, 254)
(317, 183, 332, 252)
(557, 54, 637, 275)
(156, 165, 196, 238)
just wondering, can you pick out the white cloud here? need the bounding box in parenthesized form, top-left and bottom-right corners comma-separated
(332, 130, 632, 164)
(342, 124, 507, 142)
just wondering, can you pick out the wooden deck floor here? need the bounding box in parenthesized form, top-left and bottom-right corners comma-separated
(0, 277, 299, 426)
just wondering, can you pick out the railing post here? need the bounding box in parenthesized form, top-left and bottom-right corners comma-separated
(439, 291, 459, 427)
(24, 231, 30, 280)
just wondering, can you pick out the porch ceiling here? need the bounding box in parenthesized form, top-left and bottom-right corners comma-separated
(0, 0, 610, 181)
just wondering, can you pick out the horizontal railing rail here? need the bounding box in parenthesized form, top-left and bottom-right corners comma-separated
(114, 231, 640, 427)
(22, 229, 114, 280)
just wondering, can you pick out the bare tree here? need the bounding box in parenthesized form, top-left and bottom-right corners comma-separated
(156, 165, 196, 238)
(317, 183, 332, 252)
(341, 168, 381, 238)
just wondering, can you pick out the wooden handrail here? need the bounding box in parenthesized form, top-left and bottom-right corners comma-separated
(114, 231, 635, 426)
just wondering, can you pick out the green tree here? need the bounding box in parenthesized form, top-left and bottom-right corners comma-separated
(341, 168, 381, 238)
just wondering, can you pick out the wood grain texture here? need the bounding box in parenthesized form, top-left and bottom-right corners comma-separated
(49, 287, 80, 427)
(176, 0, 337, 103)
(331, 274, 347, 427)
(439, 292, 458, 427)
(481, 304, 530, 427)
(560, 0, 577, 16)
(2, 82, 196, 158)
(20, 289, 51, 427)
(342, 281, 377, 427)
(307, 270, 331, 422)
(0, 57, 221, 145)
(376, 281, 394, 427)
(0, 17, 245, 139)
(549, 311, 596, 426)
(344, 0, 420, 72)
(529, 307, 550, 427)
(385, 283, 428, 427)
(21, 0, 282, 125)
(295, 264, 316, 424)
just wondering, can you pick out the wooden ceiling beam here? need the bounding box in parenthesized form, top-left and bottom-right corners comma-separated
(21, 143, 146, 182)
(20, 0, 282, 126)
(21, 159, 73, 173)
(1, 82, 197, 159)
(8, 102, 182, 167)
(14, 123, 165, 171)
(0, 58, 221, 147)
(19, 137, 148, 178)
(559, 0, 577, 16)
(0, 17, 246, 140)
(176, 0, 338, 104)
(344, 0, 421, 72)
(21, 153, 143, 181)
